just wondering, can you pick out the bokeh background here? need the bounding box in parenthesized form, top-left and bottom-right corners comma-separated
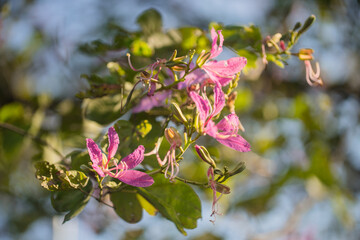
(1, 0, 360, 239)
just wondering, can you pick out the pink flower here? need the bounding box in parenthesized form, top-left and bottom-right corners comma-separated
(190, 85, 251, 152)
(86, 127, 154, 187)
(201, 28, 247, 86)
(133, 90, 172, 113)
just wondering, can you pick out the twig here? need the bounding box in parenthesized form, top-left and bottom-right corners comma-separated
(0, 122, 65, 159)
(77, 187, 115, 209)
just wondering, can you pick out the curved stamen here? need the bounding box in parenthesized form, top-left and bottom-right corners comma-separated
(127, 53, 145, 72)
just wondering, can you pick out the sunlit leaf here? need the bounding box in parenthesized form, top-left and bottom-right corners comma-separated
(136, 120, 152, 138)
(35, 161, 89, 191)
(137, 193, 158, 216)
(137, 175, 201, 235)
(131, 39, 153, 57)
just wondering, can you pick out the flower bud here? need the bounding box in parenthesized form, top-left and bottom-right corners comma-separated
(164, 127, 182, 148)
(279, 40, 286, 51)
(267, 33, 282, 47)
(171, 64, 188, 72)
(298, 15, 316, 35)
(171, 102, 188, 125)
(298, 48, 314, 61)
(169, 49, 177, 61)
(293, 22, 302, 31)
(196, 50, 211, 67)
(195, 145, 216, 168)
(228, 161, 246, 177)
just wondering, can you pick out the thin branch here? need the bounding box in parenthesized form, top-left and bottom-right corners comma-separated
(77, 187, 115, 209)
(0, 122, 65, 159)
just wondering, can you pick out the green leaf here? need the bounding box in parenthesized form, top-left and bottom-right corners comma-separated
(266, 54, 285, 68)
(70, 151, 91, 171)
(178, 27, 205, 50)
(137, 175, 201, 235)
(35, 161, 89, 191)
(221, 24, 262, 51)
(309, 141, 335, 186)
(78, 40, 112, 55)
(110, 191, 143, 223)
(51, 182, 93, 223)
(0, 102, 24, 123)
(136, 8, 162, 36)
(83, 94, 124, 125)
(59, 170, 89, 189)
(105, 180, 122, 189)
(131, 39, 153, 57)
(35, 161, 67, 191)
(237, 49, 258, 70)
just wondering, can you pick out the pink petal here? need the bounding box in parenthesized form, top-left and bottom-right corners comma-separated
(209, 83, 225, 118)
(202, 68, 233, 86)
(204, 120, 218, 138)
(116, 170, 154, 187)
(178, 69, 208, 90)
(216, 113, 240, 133)
(147, 81, 156, 96)
(133, 91, 172, 113)
(210, 28, 224, 59)
(189, 91, 211, 124)
(86, 138, 106, 177)
(203, 57, 247, 86)
(107, 127, 119, 160)
(120, 145, 145, 169)
(86, 138, 102, 165)
(216, 135, 251, 152)
(92, 164, 106, 177)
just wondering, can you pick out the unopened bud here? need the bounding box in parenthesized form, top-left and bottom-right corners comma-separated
(164, 127, 182, 148)
(195, 145, 216, 168)
(293, 22, 302, 31)
(298, 48, 314, 61)
(171, 64, 187, 72)
(228, 161, 246, 177)
(169, 49, 177, 61)
(171, 102, 188, 125)
(267, 33, 282, 47)
(298, 15, 316, 35)
(196, 50, 211, 67)
(279, 40, 286, 51)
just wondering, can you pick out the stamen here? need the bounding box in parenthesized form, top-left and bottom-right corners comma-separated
(305, 60, 323, 86)
(127, 53, 144, 71)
